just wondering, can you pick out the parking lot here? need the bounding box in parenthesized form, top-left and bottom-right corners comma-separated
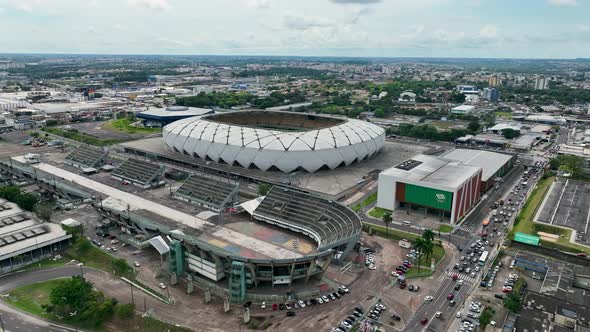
(536, 179, 590, 244)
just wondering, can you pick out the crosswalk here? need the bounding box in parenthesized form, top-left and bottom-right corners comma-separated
(446, 271, 477, 284)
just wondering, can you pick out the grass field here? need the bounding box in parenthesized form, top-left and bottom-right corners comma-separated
(368, 207, 391, 219)
(4, 279, 62, 318)
(102, 118, 161, 134)
(363, 223, 419, 241)
(42, 127, 123, 146)
(4, 279, 189, 332)
(351, 192, 378, 212)
(494, 111, 512, 119)
(65, 238, 134, 279)
(438, 224, 454, 233)
(511, 176, 590, 255)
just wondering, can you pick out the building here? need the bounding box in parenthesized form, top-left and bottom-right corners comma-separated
(377, 154, 483, 224)
(483, 87, 499, 103)
(488, 122, 523, 134)
(535, 75, 549, 90)
(163, 110, 386, 173)
(137, 106, 214, 127)
(451, 105, 476, 115)
(441, 149, 516, 191)
(488, 75, 500, 87)
(0, 199, 72, 274)
(456, 85, 479, 95)
(398, 91, 416, 102)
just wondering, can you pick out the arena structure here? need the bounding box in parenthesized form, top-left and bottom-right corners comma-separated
(3, 153, 362, 303)
(162, 110, 386, 173)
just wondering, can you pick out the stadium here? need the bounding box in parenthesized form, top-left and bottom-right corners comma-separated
(162, 110, 386, 173)
(2, 148, 362, 303)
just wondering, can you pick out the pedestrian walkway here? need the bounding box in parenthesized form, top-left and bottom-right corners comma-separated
(446, 271, 477, 284)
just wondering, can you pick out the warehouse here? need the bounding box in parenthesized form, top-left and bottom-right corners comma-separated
(377, 154, 482, 224)
(441, 149, 515, 191)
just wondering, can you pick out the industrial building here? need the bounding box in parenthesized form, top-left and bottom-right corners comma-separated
(0, 199, 72, 274)
(451, 105, 476, 115)
(377, 154, 483, 224)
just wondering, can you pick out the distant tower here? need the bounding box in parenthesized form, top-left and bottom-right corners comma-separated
(535, 75, 549, 90)
(488, 75, 500, 87)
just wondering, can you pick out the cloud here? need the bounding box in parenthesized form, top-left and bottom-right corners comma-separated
(283, 14, 334, 31)
(547, 0, 578, 6)
(0, 7, 4, 14)
(242, 0, 271, 9)
(330, 0, 381, 4)
(127, 0, 171, 10)
(578, 24, 590, 32)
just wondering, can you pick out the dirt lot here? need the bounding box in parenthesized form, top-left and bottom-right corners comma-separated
(58, 121, 153, 141)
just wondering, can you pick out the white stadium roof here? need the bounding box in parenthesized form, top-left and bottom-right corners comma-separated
(163, 111, 386, 173)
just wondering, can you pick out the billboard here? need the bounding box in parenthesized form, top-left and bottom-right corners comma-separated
(514, 232, 540, 246)
(404, 184, 453, 211)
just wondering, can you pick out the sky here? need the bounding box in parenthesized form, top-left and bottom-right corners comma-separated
(0, 0, 589, 58)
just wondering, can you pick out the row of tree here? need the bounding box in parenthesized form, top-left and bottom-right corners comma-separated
(47, 276, 135, 327)
(176, 90, 306, 109)
(0, 186, 38, 211)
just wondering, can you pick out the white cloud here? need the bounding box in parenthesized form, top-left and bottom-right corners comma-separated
(127, 0, 170, 10)
(578, 24, 590, 32)
(547, 0, 578, 6)
(283, 14, 335, 31)
(242, 0, 271, 9)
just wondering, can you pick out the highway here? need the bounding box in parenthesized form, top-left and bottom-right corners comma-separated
(405, 162, 527, 332)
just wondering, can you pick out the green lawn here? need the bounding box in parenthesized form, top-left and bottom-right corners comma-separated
(42, 127, 124, 146)
(103, 118, 161, 134)
(494, 111, 512, 119)
(4, 279, 63, 317)
(438, 224, 454, 233)
(362, 223, 419, 241)
(402, 245, 446, 278)
(65, 238, 134, 279)
(368, 207, 391, 219)
(350, 192, 378, 213)
(511, 176, 590, 255)
(19, 256, 69, 272)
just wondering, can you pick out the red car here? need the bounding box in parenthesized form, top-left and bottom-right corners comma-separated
(447, 293, 454, 301)
(577, 253, 587, 257)
(451, 273, 459, 281)
(272, 303, 278, 311)
(420, 318, 429, 325)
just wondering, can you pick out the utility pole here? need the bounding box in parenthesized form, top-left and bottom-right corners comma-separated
(130, 283, 135, 305)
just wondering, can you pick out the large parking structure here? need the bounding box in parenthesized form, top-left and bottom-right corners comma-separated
(535, 178, 590, 245)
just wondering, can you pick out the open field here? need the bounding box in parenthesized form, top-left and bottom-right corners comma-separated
(102, 118, 161, 135)
(42, 127, 124, 146)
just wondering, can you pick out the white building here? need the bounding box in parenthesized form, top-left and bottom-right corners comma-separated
(451, 105, 476, 115)
(535, 76, 549, 90)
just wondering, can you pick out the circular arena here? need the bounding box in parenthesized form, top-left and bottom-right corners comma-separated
(162, 110, 386, 173)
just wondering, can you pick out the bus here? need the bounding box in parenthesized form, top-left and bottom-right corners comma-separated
(479, 251, 489, 266)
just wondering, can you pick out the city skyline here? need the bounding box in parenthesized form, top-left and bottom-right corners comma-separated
(0, 0, 589, 58)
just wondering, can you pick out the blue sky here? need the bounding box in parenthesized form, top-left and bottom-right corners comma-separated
(0, 0, 588, 58)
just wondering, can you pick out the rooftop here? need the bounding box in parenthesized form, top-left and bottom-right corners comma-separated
(381, 154, 481, 190)
(137, 106, 213, 119)
(441, 148, 513, 182)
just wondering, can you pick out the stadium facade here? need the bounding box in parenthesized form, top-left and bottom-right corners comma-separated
(377, 154, 483, 224)
(162, 110, 386, 173)
(3, 153, 361, 303)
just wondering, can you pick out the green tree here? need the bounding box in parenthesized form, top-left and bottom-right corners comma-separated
(49, 276, 95, 316)
(479, 307, 495, 328)
(413, 237, 426, 272)
(382, 212, 392, 235)
(549, 155, 585, 177)
(422, 229, 435, 243)
(374, 109, 386, 118)
(467, 120, 481, 133)
(502, 128, 521, 139)
(257, 183, 272, 196)
(35, 203, 54, 222)
(503, 294, 521, 313)
(115, 303, 135, 319)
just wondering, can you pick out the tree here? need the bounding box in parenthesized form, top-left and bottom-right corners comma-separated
(421, 240, 434, 269)
(49, 276, 95, 316)
(413, 237, 426, 272)
(467, 120, 481, 133)
(550, 155, 585, 177)
(503, 294, 521, 313)
(257, 183, 272, 196)
(115, 303, 135, 319)
(374, 109, 386, 118)
(501, 128, 521, 139)
(422, 229, 435, 243)
(382, 212, 392, 235)
(479, 307, 495, 328)
(35, 203, 54, 222)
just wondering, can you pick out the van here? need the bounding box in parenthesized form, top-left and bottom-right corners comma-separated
(403, 221, 411, 226)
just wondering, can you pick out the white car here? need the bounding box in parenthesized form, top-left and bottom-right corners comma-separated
(159, 283, 167, 289)
(341, 321, 352, 329)
(339, 285, 350, 293)
(298, 300, 306, 308)
(456, 311, 462, 318)
(424, 296, 434, 302)
(322, 295, 330, 303)
(261, 301, 266, 309)
(134, 261, 140, 267)
(318, 297, 324, 304)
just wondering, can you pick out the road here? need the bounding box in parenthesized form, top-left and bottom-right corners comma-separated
(0, 266, 85, 332)
(404, 161, 528, 332)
